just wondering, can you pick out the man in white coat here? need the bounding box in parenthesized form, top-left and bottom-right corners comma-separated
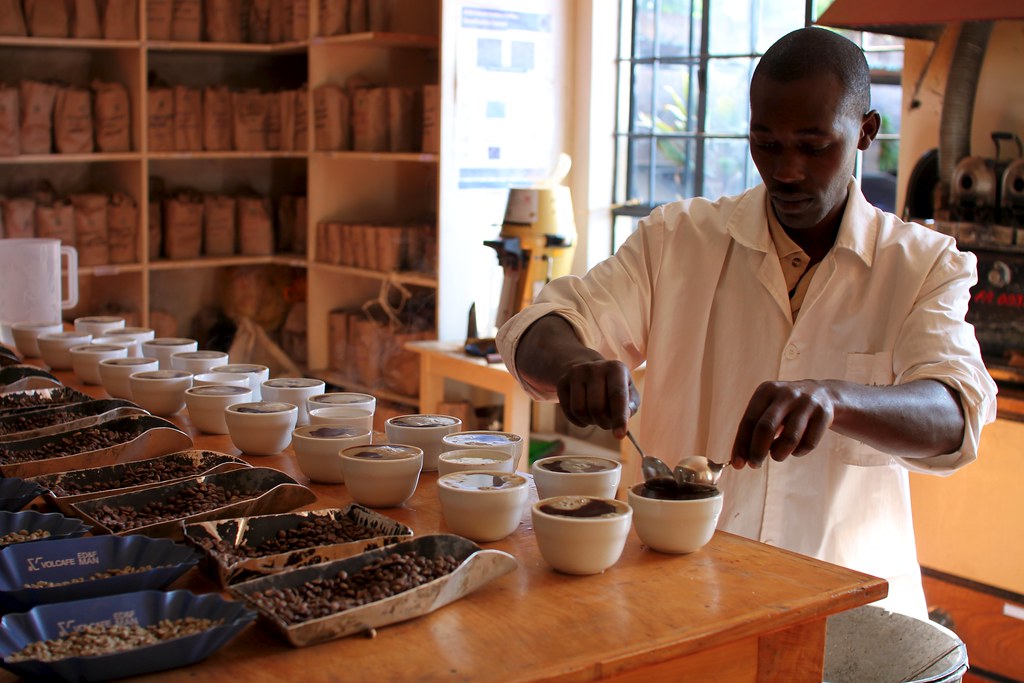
(496, 27, 997, 618)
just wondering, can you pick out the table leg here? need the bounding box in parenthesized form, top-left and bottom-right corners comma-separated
(418, 355, 446, 415)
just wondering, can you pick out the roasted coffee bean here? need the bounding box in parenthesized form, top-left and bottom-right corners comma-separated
(0, 529, 51, 545)
(4, 617, 222, 663)
(199, 515, 391, 561)
(23, 565, 156, 589)
(0, 425, 141, 464)
(93, 482, 255, 531)
(0, 388, 85, 415)
(49, 458, 222, 496)
(246, 551, 460, 625)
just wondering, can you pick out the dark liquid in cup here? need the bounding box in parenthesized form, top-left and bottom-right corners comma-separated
(540, 458, 611, 474)
(538, 499, 619, 518)
(309, 426, 359, 438)
(634, 483, 719, 500)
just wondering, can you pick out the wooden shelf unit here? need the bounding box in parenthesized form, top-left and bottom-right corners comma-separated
(1, 1, 445, 399)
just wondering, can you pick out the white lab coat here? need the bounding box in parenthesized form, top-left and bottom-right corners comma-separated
(496, 180, 997, 618)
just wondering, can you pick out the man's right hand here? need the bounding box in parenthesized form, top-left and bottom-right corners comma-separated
(514, 314, 638, 439)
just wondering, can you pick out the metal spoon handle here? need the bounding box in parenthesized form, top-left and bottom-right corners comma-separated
(625, 430, 645, 458)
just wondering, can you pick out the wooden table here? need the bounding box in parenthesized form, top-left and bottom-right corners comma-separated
(2, 368, 887, 683)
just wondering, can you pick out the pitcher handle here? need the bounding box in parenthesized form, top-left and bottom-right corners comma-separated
(61, 245, 79, 310)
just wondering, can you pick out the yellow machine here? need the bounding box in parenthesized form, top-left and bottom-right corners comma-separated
(485, 180, 577, 328)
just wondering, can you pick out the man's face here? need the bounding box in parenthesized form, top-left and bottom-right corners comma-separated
(748, 73, 875, 232)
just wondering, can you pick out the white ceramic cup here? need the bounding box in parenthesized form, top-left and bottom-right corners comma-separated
(308, 406, 374, 431)
(171, 350, 230, 375)
(531, 455, 623, 500)
(339, 443, 423, 508)
(37, 331, 92, 370)
(142, 337, 199, 370)
(437, 471, 530, 542)
(211, 364, 269, 401)
(384, 414, 462, 472)
(193, 371, 251, 389)
(73, 315, 125, 337)
(98, 356, 160, 400)
(441, 430, 525, 472)
(437, 448, 515, 477)
(306, 392, 377, 416)
(91, 336, 137, 358)
(224, 401, 298, 456)
(292, 425, 373, 484)
(531, 496, 633, 575)
(627, 482, 724, 554)
(128, 369, 193, 416)
(10, 321, 64, 358)
(104, 327, 155, 358)
(261, 378, 326, 427)
(184, 384, 253, 435)
(69, 343, 129, 385)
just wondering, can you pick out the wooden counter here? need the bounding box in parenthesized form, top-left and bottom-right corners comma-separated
(2, 370, 887, 683)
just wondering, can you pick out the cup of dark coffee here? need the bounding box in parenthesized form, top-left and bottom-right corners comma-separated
(384, 414, 462, 472)
(531, 455, 622, 500)
(627, 482, 723, 554)
(531, 495, 632, 575)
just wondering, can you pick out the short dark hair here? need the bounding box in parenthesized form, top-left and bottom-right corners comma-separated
(752, 27, 870, 117)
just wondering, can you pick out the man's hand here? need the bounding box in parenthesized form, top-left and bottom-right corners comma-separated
(731, 380, 834, 468)
(556, 360, 639, 439)
(730, 378, 966, 468)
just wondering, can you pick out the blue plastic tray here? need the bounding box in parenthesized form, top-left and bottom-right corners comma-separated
(0, 589, 256, 682)
(0, 535, 201, 612)
(0, 510, 90, 550)
(0, 478, 46, 512)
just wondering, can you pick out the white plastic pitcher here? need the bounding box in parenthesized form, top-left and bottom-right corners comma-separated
(0, 239, 78, 345)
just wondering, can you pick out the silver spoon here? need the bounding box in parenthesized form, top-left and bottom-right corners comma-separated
(675, 455, 732, 487)
(626, 430, 677, 489)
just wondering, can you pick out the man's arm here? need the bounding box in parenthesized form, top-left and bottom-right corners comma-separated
(731, 378, 966, 468)
(515, 314, 638, 438)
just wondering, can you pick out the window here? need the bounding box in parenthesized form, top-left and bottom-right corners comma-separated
(612, 0, 903, 249)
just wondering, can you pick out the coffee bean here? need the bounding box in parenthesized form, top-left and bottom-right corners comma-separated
(0, 388, 86, 415)
(93, 482, 256, 531)
(0, 529, 51, 545)
(0, 425, 141, 465)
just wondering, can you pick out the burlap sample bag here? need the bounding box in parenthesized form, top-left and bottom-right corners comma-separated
(276, 89, 295, 151)
(347, 0, 366, 33)
(282, 0, 308, 41)
(204, 0, 242, 42)
(1, 198, 36, 239)
(148, 195, 162, 259)
(72, 0, 101, 38)
(147, 0, 172, 39)
(0, 0, 27, 36)
(147, 87, 174, 152)
(71, 193, 110, 267)
(231, 90, 267, 151)
(293, 86, 308, 150)
(107, 192, 138, 263)
(19, 81, 57, 155)
(203, 194, 236, 255)
(202, 86, 232, 151)
(173, 85, 202, 151)
(24, 0, 68, 37)
(388, 87, 417, 152)
(92, 80, 131, 152)
(0, 85, 17, 156)
(352, 86, 388, 152)
(54, 87, 94, 154)
(171, 0, 200, 41)
(248, 0, 270, 42)
(101, 0, 138, 38)
(237, 195, 274, 255)
(313, 83, 348, 151)
(35, 200, 75, 244)
(318, 0, 347, 36)
(264, 92, 281, 150)
(163, 191, 203, 260)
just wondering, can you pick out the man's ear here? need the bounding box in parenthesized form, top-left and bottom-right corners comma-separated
(858, 110, 881, 151)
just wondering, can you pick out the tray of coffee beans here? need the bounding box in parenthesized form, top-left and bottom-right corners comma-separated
(0, 589, 256, 682)
(0, 535, 201, 613)
(0, 414, 193, 479)
(28, 450, 251, 515)
(0, 347, 18, 365)
(229, 533, 518, 647)
(0, 478, 46, 512)
(184, 505, 415, 587)
(0, 366, 60, 390)
(0, 399, 146, 442)
(0, 386, 93, 418)
(0, 510, 90, 551)
(70, 467, 317, 541)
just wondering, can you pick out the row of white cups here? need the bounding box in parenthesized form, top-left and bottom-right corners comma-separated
(9, 316, 724, 576)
